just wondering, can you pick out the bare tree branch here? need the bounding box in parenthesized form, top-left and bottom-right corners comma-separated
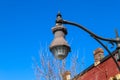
(33, 44, 83, 80)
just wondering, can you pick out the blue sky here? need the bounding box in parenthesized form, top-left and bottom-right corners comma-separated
(0, 0, 120, 80)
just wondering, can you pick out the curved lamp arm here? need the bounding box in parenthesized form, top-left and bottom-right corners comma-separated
(62, 20, 117, 42)
(56, 13, 120, 71)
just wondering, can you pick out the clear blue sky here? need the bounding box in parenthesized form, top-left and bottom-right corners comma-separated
(0, 0, 120, 80)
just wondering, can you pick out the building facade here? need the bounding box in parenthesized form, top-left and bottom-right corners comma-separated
(73, 48, 120, 80)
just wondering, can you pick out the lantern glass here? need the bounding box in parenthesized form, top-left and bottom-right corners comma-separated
(51, 46, 69, 59)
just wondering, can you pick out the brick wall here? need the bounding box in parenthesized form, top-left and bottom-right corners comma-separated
(77, 55, 120, 80)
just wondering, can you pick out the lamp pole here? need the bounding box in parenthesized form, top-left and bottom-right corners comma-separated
(49, 12, 120, 71)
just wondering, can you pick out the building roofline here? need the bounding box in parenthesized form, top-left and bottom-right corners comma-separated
(72, 50, 118, 80)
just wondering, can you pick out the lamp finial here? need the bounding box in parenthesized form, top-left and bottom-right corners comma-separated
(115, 29, 119, 38)
(56, 11, 63, 23)
(57, 11, 62, 17)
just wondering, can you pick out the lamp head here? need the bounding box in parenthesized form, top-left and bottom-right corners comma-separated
(49, 14, 70, 59)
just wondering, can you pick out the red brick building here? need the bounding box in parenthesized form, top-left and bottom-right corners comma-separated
(73, 48, 120, 80)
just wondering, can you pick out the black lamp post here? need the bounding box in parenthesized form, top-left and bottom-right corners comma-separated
(49, 12, 120, 71)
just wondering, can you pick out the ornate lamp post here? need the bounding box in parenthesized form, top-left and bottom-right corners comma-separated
(49, 12, 120, 71)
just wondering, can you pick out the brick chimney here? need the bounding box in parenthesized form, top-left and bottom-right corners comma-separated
(93, 48, 104, 66)
(62, 71, 71, 80)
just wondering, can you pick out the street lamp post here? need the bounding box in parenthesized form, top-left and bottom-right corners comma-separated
(49, 12, 120, 71)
